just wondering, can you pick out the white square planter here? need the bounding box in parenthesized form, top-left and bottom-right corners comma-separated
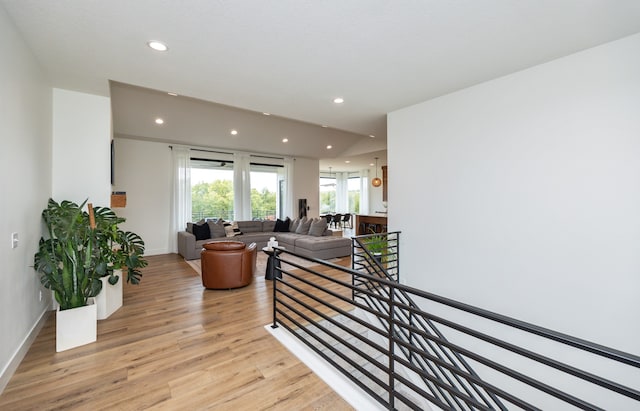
(56, 298, 97, 352)
(96, 270, 123, 320)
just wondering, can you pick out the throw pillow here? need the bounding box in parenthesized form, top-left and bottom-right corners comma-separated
(290, 218, 301, 232)
(192, 222, 211, 240)
(295, 217, 312, 234)
(223, 221, 243, 237)
(186, 218, 206, 234)
(208, 219, 227, 238)
(274, 218, 290, 232)
(308, 218, 328, 237)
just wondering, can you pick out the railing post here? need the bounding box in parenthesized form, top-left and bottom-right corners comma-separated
(388, 281, 396, 410)
(396, 232, 400, 282)
(270, 251, 278, 329)
(351, 239, 356, 302)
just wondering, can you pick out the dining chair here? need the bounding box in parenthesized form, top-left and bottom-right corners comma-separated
(341, 213, 352, 228)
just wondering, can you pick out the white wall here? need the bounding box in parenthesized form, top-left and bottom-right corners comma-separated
(0, 6, 52, 391)
(388, 33, 640, 358)
(52, 88, 111, 207)
(113, 138, 172, 255)
(293, 157, 320, 218)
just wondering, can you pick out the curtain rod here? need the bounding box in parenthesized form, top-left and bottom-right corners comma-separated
(168, 144, 285, 161)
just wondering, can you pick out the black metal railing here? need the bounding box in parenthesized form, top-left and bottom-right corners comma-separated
(269, 249, 403, 407)
(352, 231, 400, 283)
(269, 244, 640, 410)
(353, 232, 506, 410)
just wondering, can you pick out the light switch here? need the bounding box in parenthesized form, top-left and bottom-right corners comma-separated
(11, 232, 18, 249)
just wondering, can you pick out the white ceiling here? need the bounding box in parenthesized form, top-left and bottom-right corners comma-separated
(3, 0, 640, 171)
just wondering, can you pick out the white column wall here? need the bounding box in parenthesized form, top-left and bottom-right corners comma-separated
(292, 157, 319, 218)
(0, 6, 52, 391)
(52, 88, 111, 207)
(388, 33, 640, 355)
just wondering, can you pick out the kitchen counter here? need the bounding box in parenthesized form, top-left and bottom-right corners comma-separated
(355, 214, 388, 235)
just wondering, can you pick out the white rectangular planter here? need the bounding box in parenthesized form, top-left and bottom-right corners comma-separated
(96, 270, 123, 320)
(56, 298, 97, 352)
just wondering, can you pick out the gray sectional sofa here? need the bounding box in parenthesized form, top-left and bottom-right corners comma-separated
(177, 217, 352, 261)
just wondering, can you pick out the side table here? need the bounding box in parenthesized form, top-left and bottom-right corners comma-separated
(262, 247, 283, 280)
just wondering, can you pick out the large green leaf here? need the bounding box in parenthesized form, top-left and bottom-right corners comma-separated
(88, 278, 103, 297)
(108, 274, 119, 285)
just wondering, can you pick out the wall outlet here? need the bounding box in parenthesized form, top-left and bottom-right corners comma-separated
(11, 232, 18, 249)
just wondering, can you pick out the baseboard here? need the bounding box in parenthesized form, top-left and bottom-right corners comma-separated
(144, 247, 170, 256)
(0, 308, 50, 395)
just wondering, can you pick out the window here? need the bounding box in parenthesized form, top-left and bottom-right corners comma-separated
(191, 158, 234, 221)
(189, 151, 288, 222)
(320, 175, 336, 214)
(348, 176, 360, 214)
(320, 172, 360, 214)
(250, 163, 280, 220)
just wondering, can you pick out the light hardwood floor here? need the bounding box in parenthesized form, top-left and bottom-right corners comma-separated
(0, 254, 354, 410)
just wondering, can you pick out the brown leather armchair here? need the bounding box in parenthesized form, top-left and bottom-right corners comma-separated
(200, 241, 257, 289)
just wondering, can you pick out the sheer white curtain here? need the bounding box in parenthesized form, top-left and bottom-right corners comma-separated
(335, 172, 348, 213)
(359, 169, 370, 215)
(169, 146, 191, 253)
(233, 153, 251, 220)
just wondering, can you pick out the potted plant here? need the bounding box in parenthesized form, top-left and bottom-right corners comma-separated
(91, 203, 147, 319)
(33, 198, 147, 350)
(364, 229, 388, 264)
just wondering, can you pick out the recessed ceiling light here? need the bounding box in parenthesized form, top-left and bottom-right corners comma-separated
(345, 160, 350, 163)
(333, 97, 344, 104)
(369, 134, 375, 138)
(369, 163, 374, 167)
(263, 112, 271, 116)
(147, 41, 168, 51)
(155, 118, 164, 125)
(326, 145, 332, 149)
(230, 129, 238, 135)
(167, 92, 178, 96)
(321, 125, 328, 128)
(282, 138, 288, 143)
